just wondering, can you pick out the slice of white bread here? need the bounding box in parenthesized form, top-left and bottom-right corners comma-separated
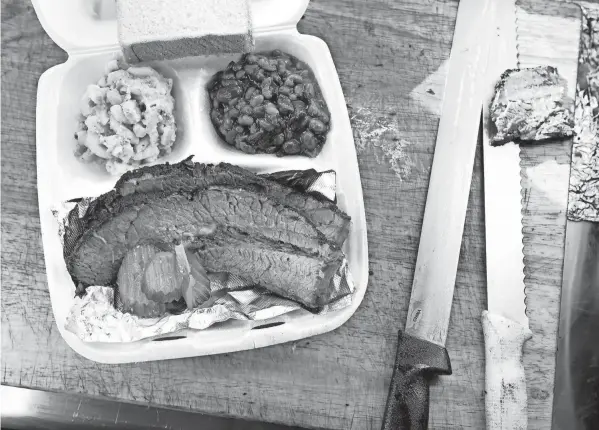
(116, 0, 254, 62)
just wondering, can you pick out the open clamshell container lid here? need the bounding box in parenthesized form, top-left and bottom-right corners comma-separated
(33, 0, 368, 363)
(31, 0, 310, 53)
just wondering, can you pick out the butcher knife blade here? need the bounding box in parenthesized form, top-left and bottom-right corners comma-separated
(381, 0, 493, 428)
(481, 0, 532, 429)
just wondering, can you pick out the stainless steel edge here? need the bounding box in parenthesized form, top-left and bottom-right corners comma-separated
(0, 385, 314, 430)
(552, 220, 599, 430)
(405, 0, 493, 346)
(481, 0, 528, 327)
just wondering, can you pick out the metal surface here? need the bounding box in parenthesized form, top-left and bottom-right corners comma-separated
(552, 220, 599, 430)
(404, 0, 493, 346)
(0, 385, 312, 430)
(481, 0, 528, 327)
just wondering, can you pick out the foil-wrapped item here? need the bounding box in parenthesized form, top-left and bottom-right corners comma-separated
(490, 66, 574, 145)
(57, 169, 355, 343)
(568, 5, 599, 222)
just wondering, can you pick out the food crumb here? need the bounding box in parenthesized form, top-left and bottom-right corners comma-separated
(348, 105, 414, 181)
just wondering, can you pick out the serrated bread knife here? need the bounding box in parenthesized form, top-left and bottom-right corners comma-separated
(481, 0, 532, 429)
(381, 0, 493, 428)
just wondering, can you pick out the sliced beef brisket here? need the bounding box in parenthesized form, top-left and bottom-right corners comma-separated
(190, 232, 345, 309)
(114, 159, 350, 246)
(65, 186, 335, 287)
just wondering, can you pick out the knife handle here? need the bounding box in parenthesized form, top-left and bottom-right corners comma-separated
(381, 331, 452, 430)
(482, 311, 532, 430)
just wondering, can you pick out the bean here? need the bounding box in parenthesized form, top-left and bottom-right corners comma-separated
(294, 84, 304, 96)
(291, 112, 310, 132)
(309, 118, 327, 134)
(228, 108, 240, 118)
(277, 95, 294, 115)
(217, 86, 242, 102)
(248, 131, 265, 143)
(258, 58, 276, 71)
(222, 79, 240, 87)
(265, 103, 279, 116)
(262, 87, 273, 99)
(223, 71, 235, 80)
(223, 118, 234, 130)
(250, 94, 265, 107)
(255, 70, 266, 81)
(241, 106, 253, 115)
(290, 94, 298, 101)
(238, 115, 254, 126)
(211, 110, 223, 124)
(267, 115, 281, 127)
(300, 130, 318, 150)
(249, 123, 258, 134)
(307, 101, 320, 117)
(253, 105, 266, 118)
(292, 100, 306, 113)
(273, 133, 285, 146)
(304, 83, 315, 98)
(308, 101, 330, 123)
(244, 64, 259, 74)
(246, 54, 258, 64)
(284, 128, 295, 141)
(245, 87, 256, 100)
(280, 57, 292, 66)
(235, 126, 244, 133)
(282, 139, 301, 154)
(236, 70, 246, 79)
(258, 119, 275, 131)
(225, 129, 237, 144)
(284, 77, 295, 87)
(288, 73, 303, 84)
(238, 140, 257, 154)
(279, 86, 291, 96)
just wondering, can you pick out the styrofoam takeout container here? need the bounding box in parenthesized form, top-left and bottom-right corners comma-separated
(33, 0, 368, 363)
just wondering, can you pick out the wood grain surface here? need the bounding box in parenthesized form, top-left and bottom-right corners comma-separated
(0, 0, 581, 429)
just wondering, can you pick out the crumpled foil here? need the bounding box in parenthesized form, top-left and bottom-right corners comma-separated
(57, 169, 355, 343)
(568, 5, 599, 222)
(490, 67, 574, 144)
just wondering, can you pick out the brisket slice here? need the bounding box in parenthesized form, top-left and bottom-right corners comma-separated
(65, 186, 335, 286)
(114, 159, 351, 246)
(190, 232, 345, 309)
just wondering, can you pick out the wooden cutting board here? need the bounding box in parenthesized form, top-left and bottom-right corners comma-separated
(0, 1, 582, 429)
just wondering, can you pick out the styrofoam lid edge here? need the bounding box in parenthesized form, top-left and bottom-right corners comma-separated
(32, 0, 310, 54)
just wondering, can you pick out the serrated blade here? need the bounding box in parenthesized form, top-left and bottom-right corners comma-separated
(482, 0, 529, 327)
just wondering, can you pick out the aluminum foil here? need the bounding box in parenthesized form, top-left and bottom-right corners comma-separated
(568, 5, 599, 222)
(57, 169, 355, 343)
